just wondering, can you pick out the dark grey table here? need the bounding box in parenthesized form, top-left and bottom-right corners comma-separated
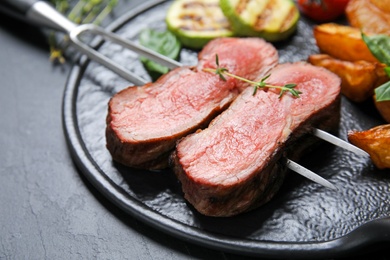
(0, 1, 389, 259)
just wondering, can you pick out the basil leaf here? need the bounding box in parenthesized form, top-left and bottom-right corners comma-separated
(139, 29, 181, 79)
(362, 33, 390, 102)
(362, 33, 390, 66)
(385, 67, 390, 77)
(375, 81, 390, 102)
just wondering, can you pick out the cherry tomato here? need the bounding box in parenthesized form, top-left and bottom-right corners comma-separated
(297, 0, 350, 22)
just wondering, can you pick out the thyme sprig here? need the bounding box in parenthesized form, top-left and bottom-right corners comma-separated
(206, 55, 302, 98)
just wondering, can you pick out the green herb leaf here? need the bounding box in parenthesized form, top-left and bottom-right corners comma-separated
(214, 55, 228, 81)
(284, 83, 297, 89)
(362, 33, 390, 102)
(385, 67, 390, 78)
(260, 74, 271, 83)
(139, 29, 181, 79)
(375, 81, 390, 102)
(362, 33, 390, 66)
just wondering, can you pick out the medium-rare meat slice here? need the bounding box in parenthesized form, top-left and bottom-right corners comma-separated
(106, 38, 278, 169)
(171, 62, 341, 217)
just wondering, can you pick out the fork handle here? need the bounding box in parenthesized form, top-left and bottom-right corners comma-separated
(0, 0, 39, 17)
(0, 0, 76, 33)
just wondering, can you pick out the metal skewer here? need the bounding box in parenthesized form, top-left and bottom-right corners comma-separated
(312, 129, 369, 157)
(4, 0, 341, 189)
(287, 160, 337, 190)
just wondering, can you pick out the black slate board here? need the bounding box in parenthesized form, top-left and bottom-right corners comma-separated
(62, 0, 390, 258)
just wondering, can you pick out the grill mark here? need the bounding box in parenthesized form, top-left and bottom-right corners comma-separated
(279, 6, 297, 31)
(235, 0, 250, 14)
(181, 14, 203, 22)
(178, 1, 230, 31)
(183, 2, 220, 8)
(180, 25, 231, 31)
(178, 17, 231, 31)
(254, 0, 275, 30)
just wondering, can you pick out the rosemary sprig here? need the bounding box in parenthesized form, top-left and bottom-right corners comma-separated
(205, 55, 302, 98)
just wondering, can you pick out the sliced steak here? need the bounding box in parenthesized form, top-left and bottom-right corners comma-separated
(171, 62, 341, 217)
(106, 38, 278, 169)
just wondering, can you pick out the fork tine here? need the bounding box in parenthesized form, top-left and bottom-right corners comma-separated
(73, 24, 181, 70)
(94, 26, 182, 69)
(69, 24, 148, 85)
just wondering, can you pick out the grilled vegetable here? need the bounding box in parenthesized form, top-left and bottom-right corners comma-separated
(348, 124, 390, 169)
(219, 0, 299, 41)
(166, 0, 234, 49)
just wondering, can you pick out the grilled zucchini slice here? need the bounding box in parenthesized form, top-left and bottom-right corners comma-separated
(166, 0, 234, 49)
(220, 0, 299, 41)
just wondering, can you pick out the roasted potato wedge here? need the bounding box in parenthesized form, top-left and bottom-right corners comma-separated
(308, 54, 389, 102)
(348, 124, 390, 169)
(313, 23, 379, 63)
(346, 0, 390, 35)
(374, 96, 390, 123)
(369, 0, 390, 13)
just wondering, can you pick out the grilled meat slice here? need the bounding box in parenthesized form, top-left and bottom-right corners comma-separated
(172, 62, 341, 217)
(106, 38, 278, 169)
